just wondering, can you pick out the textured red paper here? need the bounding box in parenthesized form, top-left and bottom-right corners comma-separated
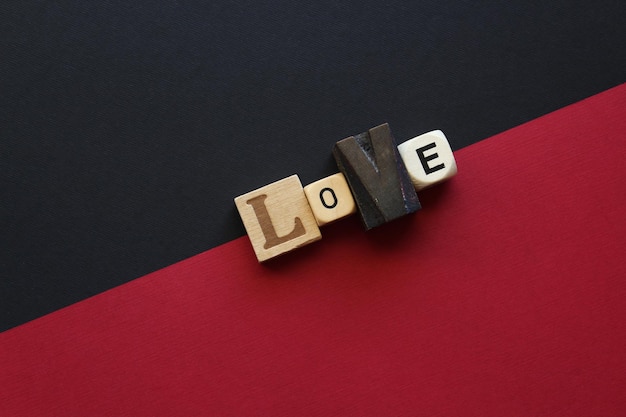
(2, 84, 626, 416)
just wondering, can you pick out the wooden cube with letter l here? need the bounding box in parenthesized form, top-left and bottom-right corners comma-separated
(234, 175, 321, 262)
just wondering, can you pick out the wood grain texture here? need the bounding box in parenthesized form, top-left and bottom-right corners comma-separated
(333, 123, 421, 230)
(303, 173, 356, 226)
(234, 175, 321, 262)
(398, 130, 457, 190)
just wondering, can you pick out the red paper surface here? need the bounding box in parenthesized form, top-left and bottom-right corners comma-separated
(2, 84, 626, 416)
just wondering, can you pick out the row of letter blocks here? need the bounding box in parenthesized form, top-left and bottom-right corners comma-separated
(235, 124, 457, 262)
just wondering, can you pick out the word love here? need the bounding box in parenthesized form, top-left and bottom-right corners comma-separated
(235, 123, 457, 262)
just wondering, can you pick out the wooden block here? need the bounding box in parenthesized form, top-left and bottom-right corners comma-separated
(234, 175, 321, 262)
(303, 173, 356, 226)
(397, 130, 457, 191)
(333, 123, 421, 230)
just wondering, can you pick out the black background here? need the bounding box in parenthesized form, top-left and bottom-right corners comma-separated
(2, 0, 625, 332)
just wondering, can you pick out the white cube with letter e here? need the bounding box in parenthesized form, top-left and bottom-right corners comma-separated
(397, 130, 457, 191)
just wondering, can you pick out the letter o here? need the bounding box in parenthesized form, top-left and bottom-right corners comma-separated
(319, 187, 338, 209)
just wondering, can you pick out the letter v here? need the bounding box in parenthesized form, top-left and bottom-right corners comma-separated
(333, 123, 420, 229)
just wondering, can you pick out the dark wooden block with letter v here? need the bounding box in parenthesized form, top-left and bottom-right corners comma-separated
(333, 123, 421, 230)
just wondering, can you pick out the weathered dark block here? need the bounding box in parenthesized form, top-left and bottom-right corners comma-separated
(333, 123, 421, 230)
